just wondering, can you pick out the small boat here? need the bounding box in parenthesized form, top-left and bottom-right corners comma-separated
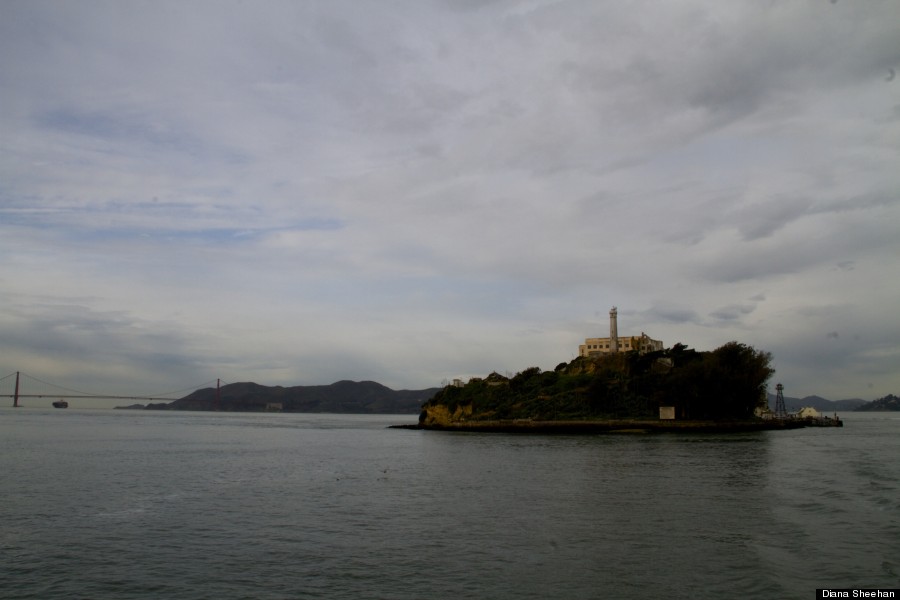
(52, 399, 68, 408)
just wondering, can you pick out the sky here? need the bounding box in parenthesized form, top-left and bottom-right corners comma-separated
(1, 0, 899, 407)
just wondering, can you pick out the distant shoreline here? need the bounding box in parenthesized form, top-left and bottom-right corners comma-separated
(391, 418, 812, 434)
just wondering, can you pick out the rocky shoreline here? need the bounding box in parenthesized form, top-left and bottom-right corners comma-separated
(391, 418, 810, 434)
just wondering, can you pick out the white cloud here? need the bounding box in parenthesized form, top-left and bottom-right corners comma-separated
(1, 0, 899, 404)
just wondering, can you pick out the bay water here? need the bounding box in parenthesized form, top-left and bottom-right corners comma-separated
(2, 408, 898, 599)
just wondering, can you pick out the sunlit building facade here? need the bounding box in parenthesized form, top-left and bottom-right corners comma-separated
(578, 307, 663, 357)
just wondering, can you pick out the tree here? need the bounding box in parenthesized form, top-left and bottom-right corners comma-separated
(701, 342, 774, 419)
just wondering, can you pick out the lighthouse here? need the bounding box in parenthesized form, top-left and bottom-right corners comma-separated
(577, 307, 663, 357)
(609, 306, 619, 353)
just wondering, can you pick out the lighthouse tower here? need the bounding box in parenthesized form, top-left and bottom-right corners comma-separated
(609, 306, 619, 353)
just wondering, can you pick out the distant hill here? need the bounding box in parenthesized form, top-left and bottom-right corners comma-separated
(128, 380, 439, 414)
(854, 394, 900, 412)
(768, 393, 866, 413)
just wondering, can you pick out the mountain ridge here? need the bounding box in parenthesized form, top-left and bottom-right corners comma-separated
(769, 393, 866, 412)
(120, 380, 439, 414)
(113, 378, 892, 414)
(853, 394, 900, 412)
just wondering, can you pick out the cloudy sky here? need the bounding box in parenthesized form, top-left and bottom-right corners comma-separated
(1, 0, 898, 406)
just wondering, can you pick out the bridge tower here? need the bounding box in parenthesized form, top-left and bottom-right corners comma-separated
(13, 371, 20, 408)
(774, 383, 788, 419)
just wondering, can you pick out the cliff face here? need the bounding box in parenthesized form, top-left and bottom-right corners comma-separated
(419, 403, 473, 427)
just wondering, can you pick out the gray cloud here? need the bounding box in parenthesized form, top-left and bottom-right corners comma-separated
(1, 0, 898, 401)
(710, 304, 757, 322)
(642, 306, 702, 326)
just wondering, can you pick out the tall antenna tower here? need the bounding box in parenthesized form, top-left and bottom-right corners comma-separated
(774, 383, 788, 419)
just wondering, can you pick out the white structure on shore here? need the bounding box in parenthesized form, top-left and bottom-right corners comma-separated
(578, 306, 663, 357)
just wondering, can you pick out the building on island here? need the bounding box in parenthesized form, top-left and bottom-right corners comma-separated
(578, 307, 663, 357)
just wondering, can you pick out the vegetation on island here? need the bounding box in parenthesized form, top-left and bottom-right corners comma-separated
(421, 341, 775, 424)
(854, 394, 900, 411)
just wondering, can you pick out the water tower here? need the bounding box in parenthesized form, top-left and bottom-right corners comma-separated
(774, 383, 788, 419)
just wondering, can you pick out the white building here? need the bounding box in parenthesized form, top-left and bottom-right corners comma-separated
(578, 307, 663, 357)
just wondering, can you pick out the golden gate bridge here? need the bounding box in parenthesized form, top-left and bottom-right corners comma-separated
(0, 371, 226, 407)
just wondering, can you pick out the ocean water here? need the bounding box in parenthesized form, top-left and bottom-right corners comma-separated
(1, 408, 898, 599)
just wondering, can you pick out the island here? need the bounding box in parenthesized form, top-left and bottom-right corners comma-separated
(854, 394, 900, 411)
(408, 341, 833, 433)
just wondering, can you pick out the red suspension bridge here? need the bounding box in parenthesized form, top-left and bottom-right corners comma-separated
(0, 371, 226, 407)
